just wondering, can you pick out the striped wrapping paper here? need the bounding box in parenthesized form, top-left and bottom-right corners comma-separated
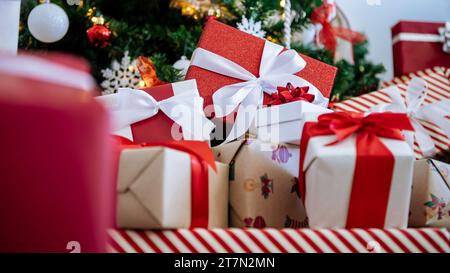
(107, 228, 450, 253)
(332, 67, 450, 159)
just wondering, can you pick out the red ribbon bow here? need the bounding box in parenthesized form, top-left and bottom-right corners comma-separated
(269, 83, 315, 106)
(114, 136, 216, 228)
(299, 112, 414, 228)
(311, 1, 366, 54)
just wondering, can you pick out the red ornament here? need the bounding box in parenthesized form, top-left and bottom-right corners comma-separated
(86, 24, 111, 47)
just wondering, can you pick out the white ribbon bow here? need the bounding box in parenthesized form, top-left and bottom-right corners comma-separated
(190, 40, 329, 144)
(438, 22, 450, 53)
(97, 88, 215, 141)
(370, 77, 450, 157)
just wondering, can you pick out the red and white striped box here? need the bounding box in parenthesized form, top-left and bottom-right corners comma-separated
(107, 228, 450, 253)
(332, 67, 450, 159)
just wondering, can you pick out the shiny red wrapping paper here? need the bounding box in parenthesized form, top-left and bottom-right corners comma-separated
(130, 83, 182, 143)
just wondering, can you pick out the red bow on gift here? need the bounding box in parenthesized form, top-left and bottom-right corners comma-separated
(316, 112, 413, 145)
(268, 83, 315, 106)
(311, 1, 366, 54)
(114, 136, 216, 228)
(299, 112, 414, 228)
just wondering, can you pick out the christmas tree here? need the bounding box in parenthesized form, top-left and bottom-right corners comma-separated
(19, 0, 385, 101)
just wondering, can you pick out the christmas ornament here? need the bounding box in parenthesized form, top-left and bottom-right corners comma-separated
(86, 24, 111, 47)
(206, 4, 222, 20)
(100, 51, 143, 95)
(237, 17, 266, 38)
(170, 0, 233, 20)
(27, 1, 69, 43)
(136, 56, 165, 87)
(173, 56, 190, 77)
(281, 0, 292, 48)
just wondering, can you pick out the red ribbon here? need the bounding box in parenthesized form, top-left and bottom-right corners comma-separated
(311, 1, 366, 54)
(299, 112, 414, 228)
(268, 83, 315, 106)
(114, 136, 216, 228)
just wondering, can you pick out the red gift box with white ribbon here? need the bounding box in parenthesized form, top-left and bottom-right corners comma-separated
(97, 80, 214, 143)
(186, 19, 337, 143)
(392, 21, 450, 77)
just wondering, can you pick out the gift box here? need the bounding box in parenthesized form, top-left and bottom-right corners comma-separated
(213, 139, 308, 228)
(0, 53, 114, 252)
(249, 85, 332, 144)
(116, 139, 228, 229)
(299, 112, 415, 229)
(392, 21, 450, 77)
(409, 159, 450, 228)
(186, 19, 336, 143)
(332, 67, 450, 159)
(97, 79, 214, 143)
(108, 228, 450, 253)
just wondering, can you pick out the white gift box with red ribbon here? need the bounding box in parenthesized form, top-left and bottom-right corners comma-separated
(299, 112, 415, 229)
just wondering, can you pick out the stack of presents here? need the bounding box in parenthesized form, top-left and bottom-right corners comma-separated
(0, 20, 449, 253)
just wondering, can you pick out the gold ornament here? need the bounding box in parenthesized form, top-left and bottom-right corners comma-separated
(91, 16, 105, 25)
(86, 7, 96, 18)
(170, 0, 233, 20)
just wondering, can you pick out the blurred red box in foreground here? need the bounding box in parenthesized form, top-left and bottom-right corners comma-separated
(0, 53, 114, 253)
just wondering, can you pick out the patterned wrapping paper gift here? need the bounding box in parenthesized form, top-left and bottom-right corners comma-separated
(410, 159, 450, 228)
(332, 67, 450, 159)
(116, 139, 229, 229)
(392, 21, 450, 77)
(212, 139, 308, 228)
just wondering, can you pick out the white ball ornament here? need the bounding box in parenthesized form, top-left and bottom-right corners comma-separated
(27, 2, 69, 43)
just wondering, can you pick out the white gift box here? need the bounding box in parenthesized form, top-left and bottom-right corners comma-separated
(249, 101, 332, 144)
(300, 113, 415, 228)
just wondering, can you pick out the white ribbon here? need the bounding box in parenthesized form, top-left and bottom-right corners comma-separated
(190, 40, 329, 144)
(370, 77, 450, 157)
(438, 22, 450, 53)
(392, 22, 450, 54)
(96, 87, 215, 141)
(0, 53, 96, 91)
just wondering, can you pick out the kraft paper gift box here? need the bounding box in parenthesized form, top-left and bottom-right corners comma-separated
(97, 79, 214, 143)
(116, 141, 229, 229)
(332, 68, 450, 159)
(213, 139, 308, 228)
(0, 53, 114, 252)
(186, 19, 336, 143)
(392, 21, 450, 77)
(409, 159, 450, 228)
(299, 112, 415, 228)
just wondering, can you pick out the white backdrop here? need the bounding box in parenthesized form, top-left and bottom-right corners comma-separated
(336, 0, 450, 80)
